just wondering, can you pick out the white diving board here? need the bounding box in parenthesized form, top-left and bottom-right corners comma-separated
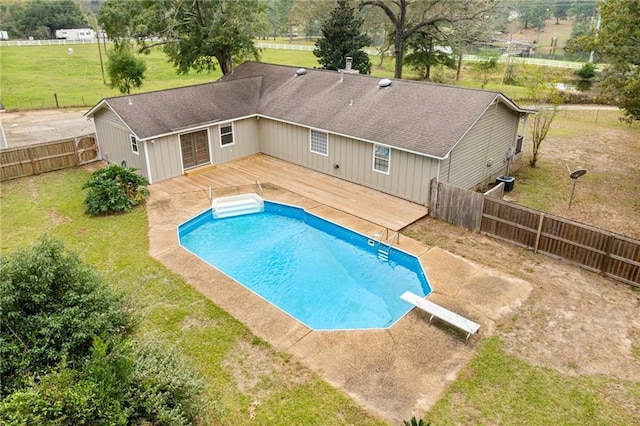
(400, 291, 480, 342)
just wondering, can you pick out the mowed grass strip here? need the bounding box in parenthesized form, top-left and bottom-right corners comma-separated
(0, 168, 387, 426)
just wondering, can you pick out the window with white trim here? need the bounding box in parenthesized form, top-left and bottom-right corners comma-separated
(220, 123, 234, 146)
(310, 129, 328, 156)
(130, 135, 139, 155)
(373, 145, 390, 174)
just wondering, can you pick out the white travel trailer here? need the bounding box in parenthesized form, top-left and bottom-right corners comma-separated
(55, 28, 95, 41)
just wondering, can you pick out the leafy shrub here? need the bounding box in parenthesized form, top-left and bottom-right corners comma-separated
(576, 63, 597, 80)
(83, 164, 150, 215)
(0, 238, 203, 424)
(0, 236, 134, 395)
(127, 338, 204, 425)
(0, 338, 204, 425)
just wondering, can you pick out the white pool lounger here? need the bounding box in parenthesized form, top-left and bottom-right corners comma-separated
(400, 291, 480, 343)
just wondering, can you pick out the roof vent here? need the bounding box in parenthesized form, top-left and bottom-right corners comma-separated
(377, 78, 391, 88)
(295, 68, 307, 76)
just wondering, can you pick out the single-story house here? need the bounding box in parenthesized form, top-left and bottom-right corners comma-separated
(85, 61, 532, 205)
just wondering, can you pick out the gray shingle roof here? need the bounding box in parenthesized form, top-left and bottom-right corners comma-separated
(88, 61, 526, 159)
(94, 76, 262, 140)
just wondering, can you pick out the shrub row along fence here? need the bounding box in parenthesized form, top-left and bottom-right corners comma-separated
(430, 180, 640, 286)
(0, 135, 99, 182)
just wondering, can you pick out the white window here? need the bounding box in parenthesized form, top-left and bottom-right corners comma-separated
(220, 123, 234, 146)
(373, 145, 390, 174)
(310, 129, 328, 156)
(130, 135, 139, 155)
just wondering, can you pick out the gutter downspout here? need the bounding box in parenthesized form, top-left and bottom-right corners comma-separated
(144, 140, 153, 184)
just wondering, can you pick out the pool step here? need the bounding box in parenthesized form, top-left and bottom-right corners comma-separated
(211, 193, 264, 219)
(377, 244, 390, 262)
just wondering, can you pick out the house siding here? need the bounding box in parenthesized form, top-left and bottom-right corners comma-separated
(144, 134, 182, 183)
(442, 102, 519, 189)
(94, 108, 147, 178)
(259, 119, 437, 204)
(210, 118, 260, 165)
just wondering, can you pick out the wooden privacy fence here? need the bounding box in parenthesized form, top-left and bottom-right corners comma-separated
(1, 134, 99, 182)
(430, 180, 640, 286)
(430, 179, 485, 231)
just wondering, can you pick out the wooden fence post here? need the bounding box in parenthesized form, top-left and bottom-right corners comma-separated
(600, 233, 614, 277)
(28, 146, 39, 175)
(472, 196, 484, 233)
(534, 212, 545, 253)
(429, 178, 438, 218)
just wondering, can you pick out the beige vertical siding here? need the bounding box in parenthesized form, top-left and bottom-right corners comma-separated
(93, 108, 146, 178)
(94, 111, 262, 183)
(210, 117, 260, 165)
(145, 134, 182, 183)
(259, 118, 437, 204)
(442, 102, 519, 189)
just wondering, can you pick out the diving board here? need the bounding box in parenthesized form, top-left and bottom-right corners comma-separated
(211, 193, 264, 219)
(400, 291, 480, 342)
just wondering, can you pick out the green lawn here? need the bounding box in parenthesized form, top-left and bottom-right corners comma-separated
(0, 169, 386, 425)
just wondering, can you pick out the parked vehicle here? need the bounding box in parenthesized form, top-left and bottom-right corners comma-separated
(55, 28, 95, 41)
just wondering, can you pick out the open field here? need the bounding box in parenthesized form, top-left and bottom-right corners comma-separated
(1, 42, 581, 111)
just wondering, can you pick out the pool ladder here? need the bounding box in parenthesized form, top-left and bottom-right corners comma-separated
(375, 228, 399, 262)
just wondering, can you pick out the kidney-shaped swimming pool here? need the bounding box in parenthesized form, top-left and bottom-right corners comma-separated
(178, 199, 431, 331)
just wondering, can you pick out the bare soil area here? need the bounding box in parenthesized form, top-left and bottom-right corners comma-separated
(509, 108, 640, 239)
(404, 218, 640, 388)
(405, 108, 640, 418)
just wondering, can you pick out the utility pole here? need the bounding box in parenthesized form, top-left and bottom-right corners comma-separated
(93, 15, 106, 84)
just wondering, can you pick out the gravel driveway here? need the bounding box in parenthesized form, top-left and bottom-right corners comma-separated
(1, 108, 95, 147)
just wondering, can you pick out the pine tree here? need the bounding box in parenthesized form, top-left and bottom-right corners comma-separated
(313, 0, 372, 75)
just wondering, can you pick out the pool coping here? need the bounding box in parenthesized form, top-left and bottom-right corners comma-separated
(147, 176, 533, 423)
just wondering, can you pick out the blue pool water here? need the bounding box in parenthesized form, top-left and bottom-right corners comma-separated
(178, 201, 431, 330)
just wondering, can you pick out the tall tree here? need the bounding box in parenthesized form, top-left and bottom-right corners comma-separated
(290, 0, 336, 41)
(106, 43, 147, 95)
(360, 0, 498, 79)
(594, 0, 640, 124)
(13, 0, 87, 39)
(568, 0, 597, 24)
(98, 0, 268, 75)
(552, 0, 571, 24)
(314, 0, 372, 74)
(515, 0, 552, 36)
(266, 0, 295, 40)
(404, 31, 455, 80)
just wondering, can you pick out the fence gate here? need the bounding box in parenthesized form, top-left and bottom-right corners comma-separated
(76, 135, 99, 164)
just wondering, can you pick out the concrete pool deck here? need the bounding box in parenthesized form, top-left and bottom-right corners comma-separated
(147, 155, 533, 423)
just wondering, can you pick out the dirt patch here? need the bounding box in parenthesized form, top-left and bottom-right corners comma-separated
(404, 218, 640, 383)
(222, 338, 315, 398)
(47, 208, 70, 226)
(511, 109, 640, 239)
